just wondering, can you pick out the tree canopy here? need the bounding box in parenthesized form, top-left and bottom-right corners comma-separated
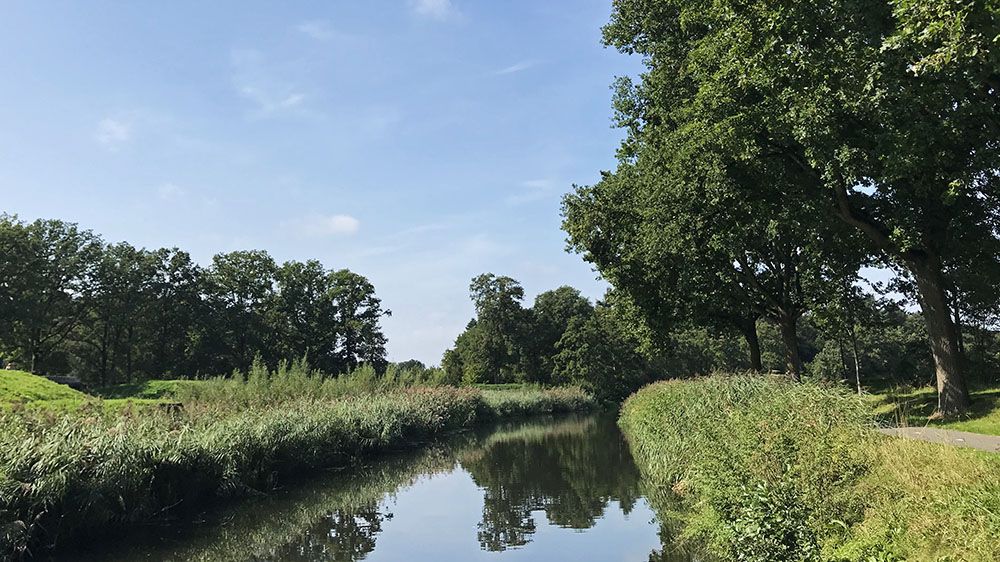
(564, 0, 1000, 415)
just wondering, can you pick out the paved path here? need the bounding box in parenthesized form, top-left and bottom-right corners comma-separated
(878, 427, 1000, 453)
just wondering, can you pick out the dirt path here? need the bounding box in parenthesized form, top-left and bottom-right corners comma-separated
(878, 427, 1000, 453)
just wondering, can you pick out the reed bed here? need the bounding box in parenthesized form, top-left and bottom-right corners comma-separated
(0, 363, 593, 559)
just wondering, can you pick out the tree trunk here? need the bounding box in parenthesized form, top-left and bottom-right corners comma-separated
(837, 336, 849, 380)
(830, 180, 971, 415)
(910, 259, 970, 417)
(778, 314, 803, 381)
(740, 321, 763, 372)
(849, 326, 862, 395)
(952, 296, 965, 356)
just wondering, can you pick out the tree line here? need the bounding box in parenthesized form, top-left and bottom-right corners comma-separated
(0, 215, 390, 384)
(443, 273, 1000, 404)
(441, 273, 647, 402)
(558, 0, 1000, 416)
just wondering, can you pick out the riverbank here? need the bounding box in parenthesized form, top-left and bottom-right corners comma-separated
(619, 375, 1000, 562)
(0, 368, 594, 559)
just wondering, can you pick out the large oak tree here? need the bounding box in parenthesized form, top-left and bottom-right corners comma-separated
(599, 0, 1000, 415)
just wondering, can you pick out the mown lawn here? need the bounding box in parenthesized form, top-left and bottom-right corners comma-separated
(0, 370, 87, 402)
(871, 385, 1000, 436)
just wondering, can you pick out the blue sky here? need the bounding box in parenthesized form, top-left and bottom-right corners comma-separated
(0, 1, 644, 365)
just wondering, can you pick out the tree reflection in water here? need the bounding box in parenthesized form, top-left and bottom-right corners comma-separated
(460, 416, 643, 552)
(282, 504, 389, 561)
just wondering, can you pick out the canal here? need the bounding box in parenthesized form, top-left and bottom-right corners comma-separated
(65, 415, 701, 561)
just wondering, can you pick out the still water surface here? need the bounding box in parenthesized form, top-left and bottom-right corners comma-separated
(66, 415, 699, 562)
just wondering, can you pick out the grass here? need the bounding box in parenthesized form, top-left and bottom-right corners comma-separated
(620, 374, 1000, 562)
(0, 364, 594, 558)
(871, 385, 1000, 436)
(0, 371, 86, 402)
(92, 379, 201, 400)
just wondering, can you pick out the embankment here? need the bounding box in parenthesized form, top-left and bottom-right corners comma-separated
(619, 375, 1000, 561)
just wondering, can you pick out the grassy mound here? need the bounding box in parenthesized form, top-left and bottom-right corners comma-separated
(0, 371, 86, 402)
(620, 375, 1000, 562)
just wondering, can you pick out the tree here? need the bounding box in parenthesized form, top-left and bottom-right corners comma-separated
(203, 250, 278, 373)
(146, 248, 204, 378)
(601, 0, 1000, 415)
(328, 269, 390, 373)
(274, 260, 340, 373)
(563, 150, 863, 380)
(524, 287, 594, 382)
(552, 305, 649, 403)
(466, 274, 530, 383)
(0, 216, 102, 373)
(72, 242, 160, 384)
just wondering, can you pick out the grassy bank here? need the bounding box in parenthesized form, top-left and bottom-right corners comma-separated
(620, 375, 1000, 562)
(0, 367, 593, 558)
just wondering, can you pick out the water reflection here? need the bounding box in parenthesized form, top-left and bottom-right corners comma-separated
(461, 417, 642, 551)
(63, 415, 700, 562)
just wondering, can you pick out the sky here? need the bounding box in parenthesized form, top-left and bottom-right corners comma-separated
(0, 1, 645, 365)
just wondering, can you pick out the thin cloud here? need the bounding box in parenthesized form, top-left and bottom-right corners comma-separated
(95, 118, 132, 149)
(520, 179, 553, 189)
(494, 60, 537, 75)
(292, 213, 361, 237)
(409, 0, 456, 21)
(157, 182, 186, 201)
(296, 20, 335, 41)
(231, 49, 310, 117)
(506, 178, 559, 205)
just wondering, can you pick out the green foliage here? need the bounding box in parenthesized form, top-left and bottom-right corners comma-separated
(480, 387, 595, 418)
(553, 308, 650, 403)
(523, 287, 594, 381)
(0, 215, 391, 384)
(596, 0, 1000, 413)
(621, 375, 1000, 561)
(93, 379, 202, 400)
(444, 274, 645, 396)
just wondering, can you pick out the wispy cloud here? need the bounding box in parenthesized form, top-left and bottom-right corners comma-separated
(296, 19, 336, 41)
(506, 178, 560, 205)
(291, 213, 361, 237)
(494, 60, 537, 75)
(231, 49, 311, 117)
(520, 179, 553, 189)
(94, 117, 132, 149)
(157, 182, 186, 201)
(409, 0, 456, 21)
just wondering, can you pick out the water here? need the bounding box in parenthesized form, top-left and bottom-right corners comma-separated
(63, 415, 700, 562)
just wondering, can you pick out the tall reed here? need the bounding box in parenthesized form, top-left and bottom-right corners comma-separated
(0, 362, 593, 558)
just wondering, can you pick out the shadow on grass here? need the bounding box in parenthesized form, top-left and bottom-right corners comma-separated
(873, 386, 1000, 435)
